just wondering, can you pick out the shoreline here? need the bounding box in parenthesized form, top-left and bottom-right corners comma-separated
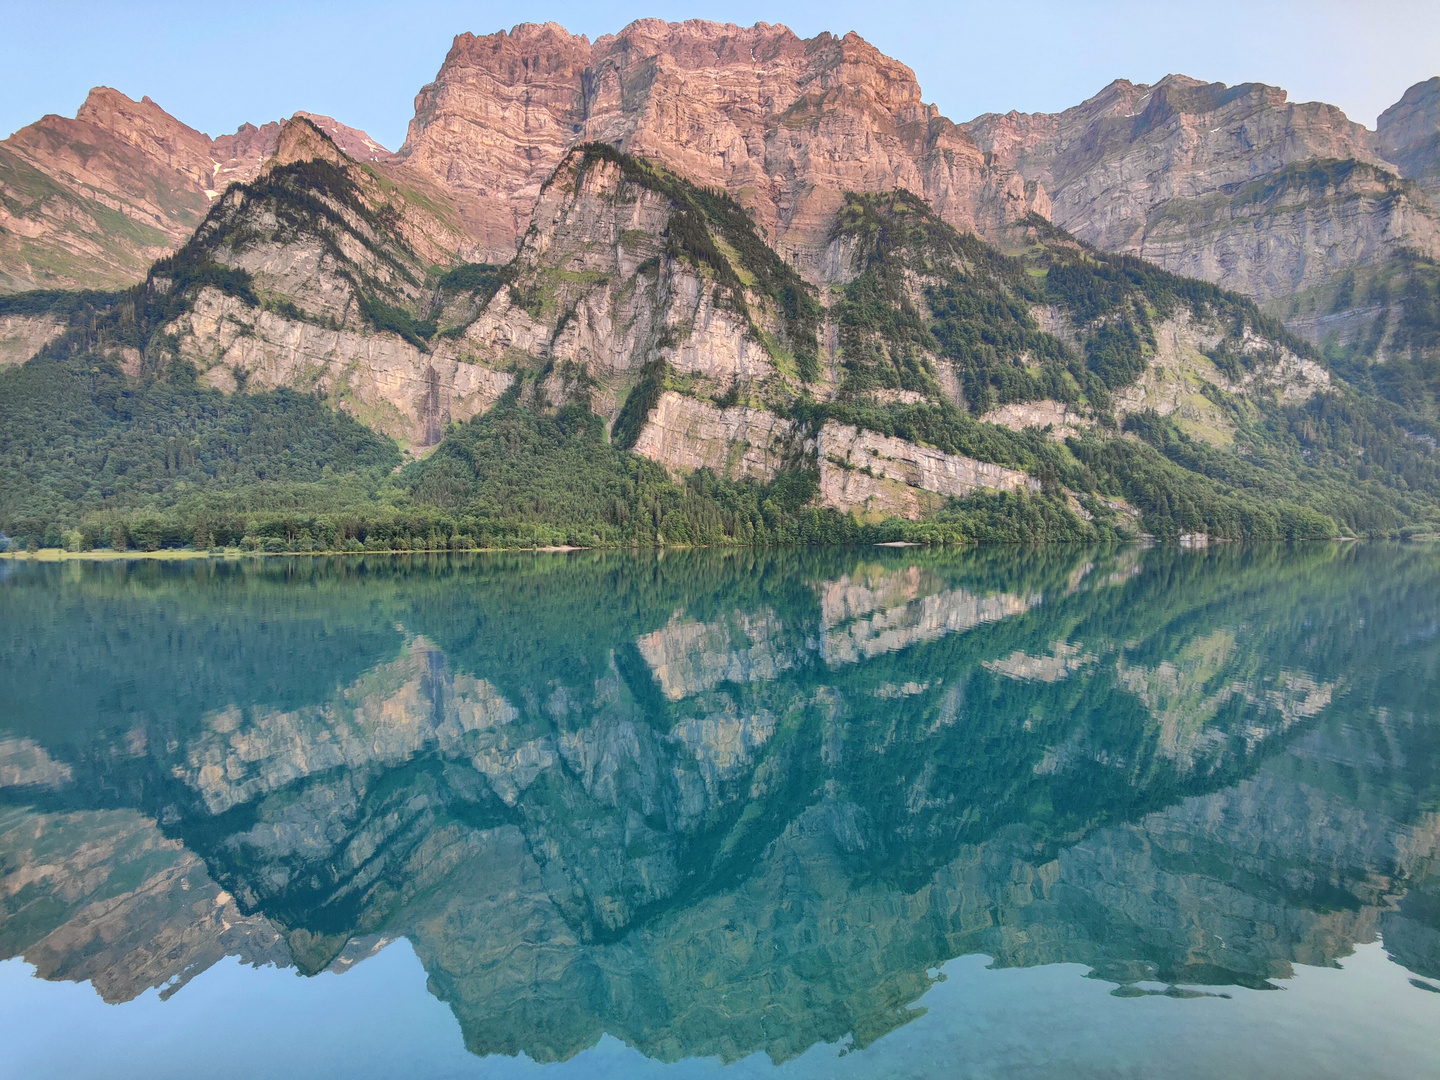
(0, 546, 590, 561)
(0, 535, 1409, 562)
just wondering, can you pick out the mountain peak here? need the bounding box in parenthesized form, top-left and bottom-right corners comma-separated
(1378, 76, 1440, 149)
(269, 115, 349, 170)
(398, 18, 1021, 262)
(292, 112, 392, 162)
(73, 85, 216, 185)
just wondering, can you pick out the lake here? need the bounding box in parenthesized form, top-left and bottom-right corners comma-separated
(2, 544, 1438, 1078)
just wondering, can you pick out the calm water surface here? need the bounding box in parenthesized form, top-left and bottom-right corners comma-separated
(1, 544, 1438, 1078)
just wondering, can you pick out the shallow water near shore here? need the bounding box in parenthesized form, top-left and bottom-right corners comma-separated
(2, 544, 1438, 1077)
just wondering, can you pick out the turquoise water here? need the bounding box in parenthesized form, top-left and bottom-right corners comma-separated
(1, 545, 1438, 1077)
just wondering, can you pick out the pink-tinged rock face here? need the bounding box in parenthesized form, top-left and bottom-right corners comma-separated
(1378, 77, 1440, 160)
(394, 19, 1040, 264)
(0, 87, 397, 292)
(294, 112, 394, 164)
(73, 87, 218, 189)
(962, 73, 1440, 308)
(1378, 77, 1440, 195)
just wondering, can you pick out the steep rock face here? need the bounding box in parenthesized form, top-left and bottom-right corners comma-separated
(630, 391, 797, 481)
(0, 805, 289, 1004)
(964, 75, 1440, 311)
(1378, 77, 1440, 196)
(157, 119, 490, 449)
(72, 88, 227, 192)
(171, 288, 512, 450)
(395, 19, 1041, 264)
(630, 391, 1037, 520)
(1135, 160, 1438, 306)
(0, 313, 65, 365)
(455, 151, 781, 392)
(0, 87, 392, 292)
(815, 421, 1037, 518)
(440, 146, 819, 421)
(0, 95, 210, 291)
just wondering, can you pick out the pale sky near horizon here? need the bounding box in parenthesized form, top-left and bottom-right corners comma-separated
(2, 1, 1437, 148)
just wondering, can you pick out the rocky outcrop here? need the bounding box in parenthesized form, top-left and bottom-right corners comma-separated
(0, 737, 73, 787)
(630, 392, 1038, 520)
(0, 313, 64, 365)
(816, 421, 1038, 518)
(152, 119, 487, 449)
(451, 150, 790, 398)
(394, 20, 1040, 264)
(294, 112, 395, 164)
(979, 399, 1089, 439)
(171, 288, 512, 450)
(1108, 314, 1329, 446)
(0, 87, 392, 292)
(630, 391, 796, 481)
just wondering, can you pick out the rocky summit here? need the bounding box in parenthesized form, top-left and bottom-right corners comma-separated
(1, 19, 1439, 551)
(393, 20, 1045, 265)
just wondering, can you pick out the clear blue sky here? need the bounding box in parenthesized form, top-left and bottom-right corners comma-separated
(3, 1, 1437, 148)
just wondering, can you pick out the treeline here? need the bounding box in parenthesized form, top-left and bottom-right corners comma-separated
(7, 391, 1102, 552)
(9, 338, 1433, 552)
(0, 348, 400, 538)
(25, 492, 1092, 553)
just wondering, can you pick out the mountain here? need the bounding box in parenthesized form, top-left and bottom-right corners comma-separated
(2, 20, 1440, 550)
(964, 74, 1435, 305)
(964, 74, 1440, 416)
(0, 86, 392, 293)
(392, 20, 1045, 265)
(4, 119, 1438, 548)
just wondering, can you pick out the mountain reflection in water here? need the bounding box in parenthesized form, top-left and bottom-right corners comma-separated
(1, 544, 1439, 1068)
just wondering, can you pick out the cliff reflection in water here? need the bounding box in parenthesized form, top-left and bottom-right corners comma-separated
(2, 544, 1439, 1064)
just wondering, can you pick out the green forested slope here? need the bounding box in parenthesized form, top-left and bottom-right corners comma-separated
(799, 193, 1440, 539)
(0, 345, 399, 547)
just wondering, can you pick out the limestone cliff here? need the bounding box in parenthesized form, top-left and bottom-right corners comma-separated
(147, 118, 504, 451)
(394, 20, 1041, 264)
(148, 135, 820, 451)
(445, 145, 813, 401)
(1379, 77, 1440, 198)
(962, 73, 1440, 382)
(965, 75, 1440, 306)
(621, 188, 1329, 522)
(0, 311, 64, 365)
